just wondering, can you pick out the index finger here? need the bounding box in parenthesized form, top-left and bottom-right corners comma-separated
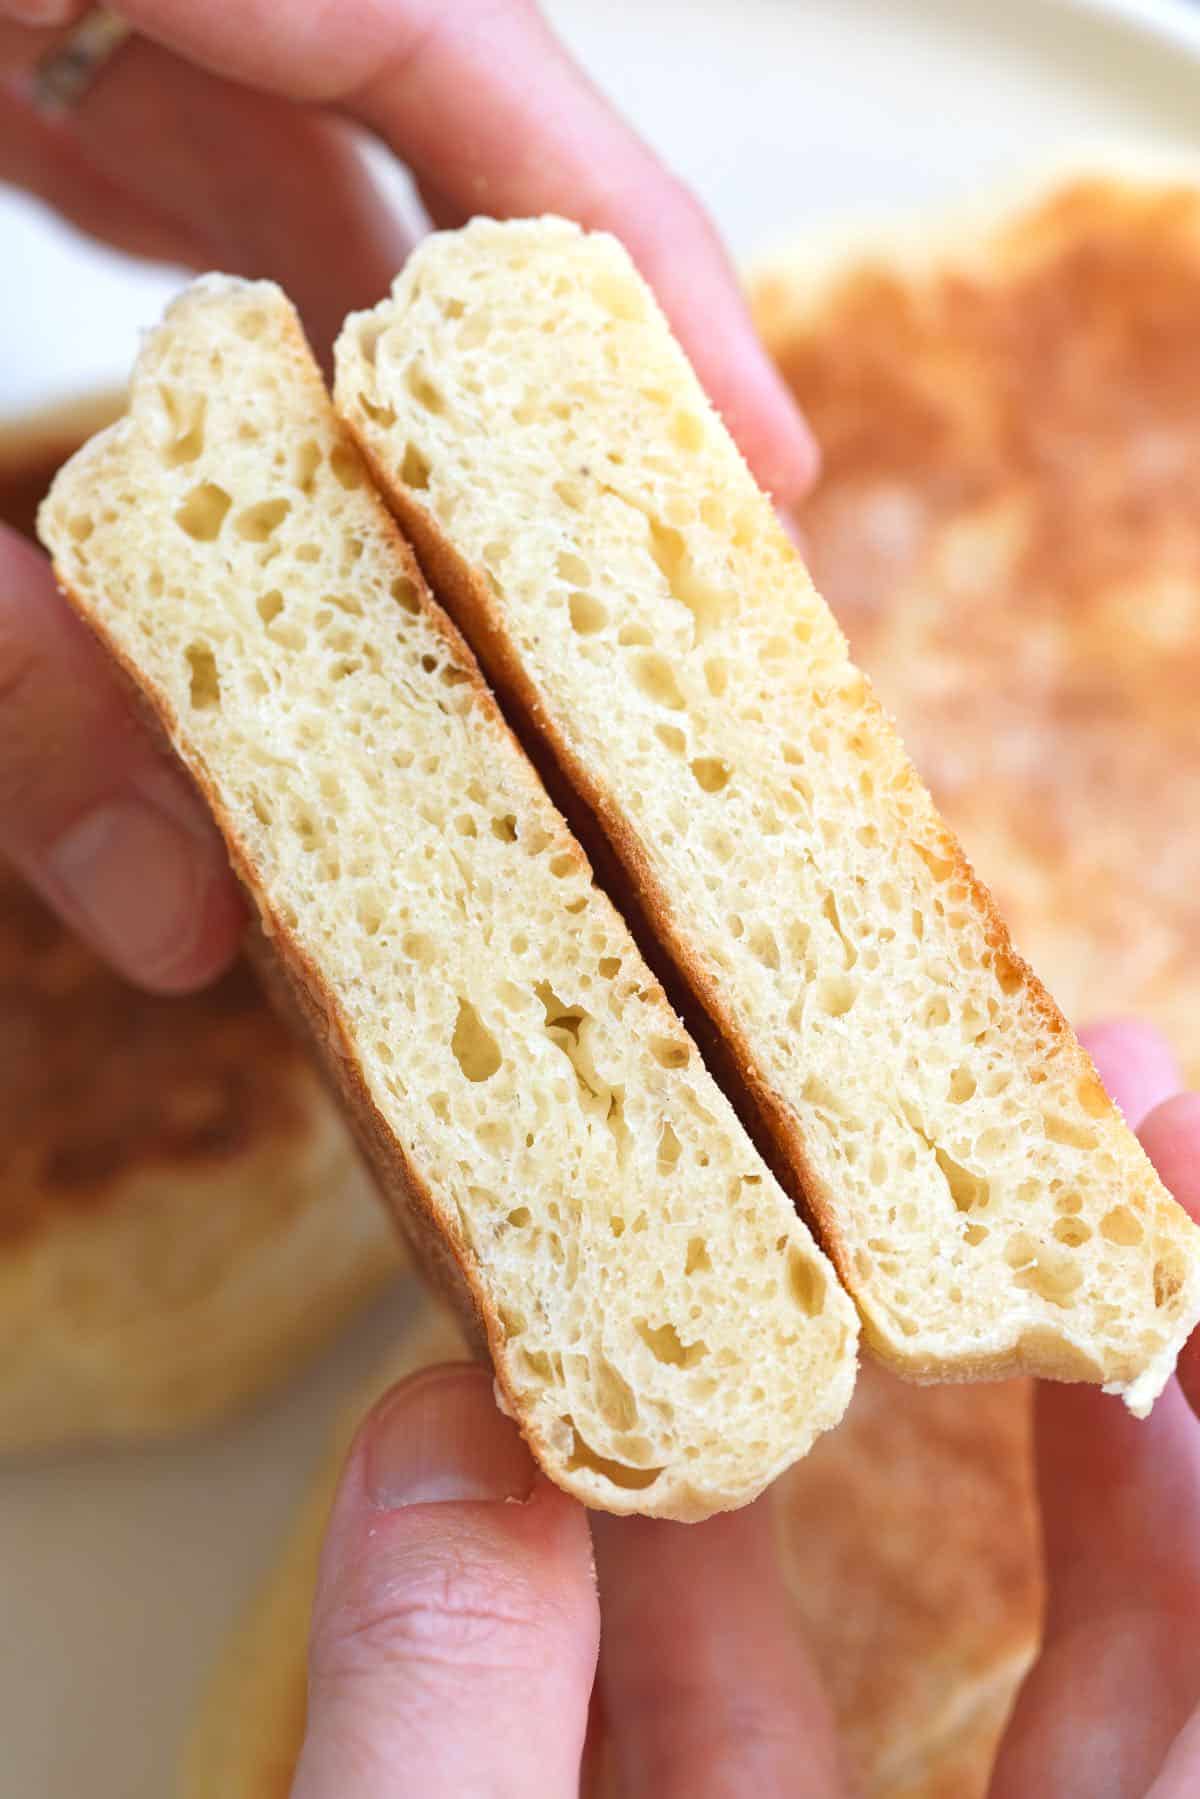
(87, 0, 819, 503)
(1137, 1093, 1200, 1422)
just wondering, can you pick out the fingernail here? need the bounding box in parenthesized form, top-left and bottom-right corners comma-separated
(48, 791, 217, 983)
(366, 1366, 536, 1509)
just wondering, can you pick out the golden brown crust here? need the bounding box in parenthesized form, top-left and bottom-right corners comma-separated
(754, 173, 1200, 1092)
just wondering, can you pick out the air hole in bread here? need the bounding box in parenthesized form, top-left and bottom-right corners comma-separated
(748, 925, 780, 971)
(633, 652, 686, 710)
(1077, 1075, 1110, 1117)
(816, 974, 856, 1017)
(935, 1147, 989, 1214)
(1043, 1114, 1098, 1151)
(948, 1067, 976, 1104)
(406, 362, 445, 414)
(691, 755, 731, 794)
(553, 476, 587, 512)
(672, 411, 704, 452)
(568, 591, 607, 635)
(401, 931, 436, 966)
(1053, 1217, 1092, 1248)
(637, 1319, 707, 1368)
(157, 385, 206, 466)
(1154, 1252, 1185, 1308)
(995, 954, 1024, 996)
(235, 498, 291, 542)
(400, 443, 430, 488)
(787, 1248, 827, 1316)
(329, 443, 365, 490)
(657, 1121, 682, 1173)
(684, 1236, 711, 1276)
(654, 724, 686, 756)
(185, 643, 220, 710)
(293, 438, 321, 493)
(820, 891, 857, 968)
(358, 391, 396, 428)
(592, 1357, 638, 1431)
(1007, 1234, 1083, 1308)
(618, 622, 653, 647)
(647, 517, 735, 643)
(175, 482, 230, 541)
(271, 619, 306, 652)
(915, 843, 955, 883)
(556, 551, 591, 587)
(1100, 1206, 1144, 1247)
(567, 1426, 662, 1490)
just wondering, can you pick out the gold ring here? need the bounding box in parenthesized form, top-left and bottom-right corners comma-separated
(32, 7, 131, 116)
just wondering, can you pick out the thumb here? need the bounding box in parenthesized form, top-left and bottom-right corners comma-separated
(292, 1363, 599, 1799)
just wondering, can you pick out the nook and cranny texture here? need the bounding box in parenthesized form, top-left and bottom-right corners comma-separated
(39, 277, 857, 1520)
(335, 215, 1200, 1414)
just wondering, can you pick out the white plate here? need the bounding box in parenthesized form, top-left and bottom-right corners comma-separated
(3, 3, 1200, 1794)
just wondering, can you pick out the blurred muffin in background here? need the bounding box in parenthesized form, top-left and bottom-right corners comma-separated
(0, 392, 127, 540)
(0, 860, 403, 1451)
(754, 171, 1200, 1085)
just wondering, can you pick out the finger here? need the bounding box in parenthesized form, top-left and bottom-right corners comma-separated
(1079, 1016, 1182, 1129)
(1, 38, 413, 366)
(591, 1500, 848, 1798)
(0, 528, 243, 990)
(96, 0, 820, 502)
(1138, 1092, 1200, 1420)
(1080, 1019, 1199, 1417)
(990, 1384, 1200, 1799)
(990, 1091, 1200, 1799)
(0, 2, 87, 26)
(295, 1363, 598, 1799)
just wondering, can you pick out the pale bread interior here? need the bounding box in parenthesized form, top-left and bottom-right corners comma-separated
(335, 217, 1200, 1414)
(39, 277, 857, 1519)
